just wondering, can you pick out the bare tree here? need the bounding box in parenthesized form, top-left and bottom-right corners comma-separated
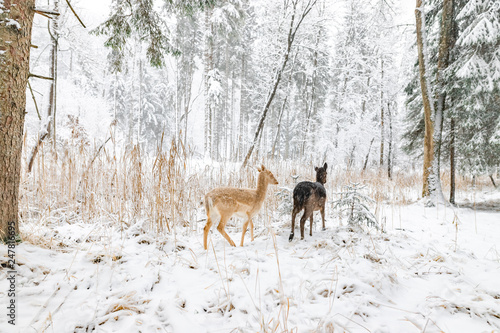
(242, 0, 317, 168)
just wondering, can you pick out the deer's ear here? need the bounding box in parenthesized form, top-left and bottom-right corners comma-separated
(324, 163, 328, 170)
(315, 167, 319, 172)
(257, 166, 262, 172)
(261, 164, 266, 171)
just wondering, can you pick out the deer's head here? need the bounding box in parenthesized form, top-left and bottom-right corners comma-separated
(257, 165, 279, 185)
(315, 163, 328, 184)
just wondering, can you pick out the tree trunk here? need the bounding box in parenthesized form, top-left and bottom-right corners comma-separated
(27, 0, 58, 170)
(415, 0, 435, 198)
(0, 0, 35, 240)
(183, 50, 194, 147)
(489, 174, 497, 189)
(430, 0, 454, 204)
(363, 138, 375, 172)
(301, 27, 320, 158)
(379, 57, 384, 167)
(48, 0, 59, 149)
(237, 53, 247, 161)
(271, 95, 288, 158)
(450, 117, 456, 204)
(138, 58, 143, 147)
(387, 101, 393, 179)
(203, 6, 213, 158)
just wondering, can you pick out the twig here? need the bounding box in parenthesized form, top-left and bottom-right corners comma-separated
(65, 0, 86, 28)
(27, 131, 48, 173)
(29, 73, 54, 81)
(34, 8, 60, 17)
(87, 137, 112, 170)
(27, 80, 41, 120)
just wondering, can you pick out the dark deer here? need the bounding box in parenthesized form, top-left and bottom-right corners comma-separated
(289, 163, 327, 241)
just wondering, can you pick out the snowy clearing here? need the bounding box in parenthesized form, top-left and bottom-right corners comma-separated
(1, 197, 500, 332)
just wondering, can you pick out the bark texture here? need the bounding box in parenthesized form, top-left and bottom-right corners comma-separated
(450, 117, 456, 204)
(0, 0, 35, 239)
(431, 0, 454, 204)
(415, 0, 434, 197)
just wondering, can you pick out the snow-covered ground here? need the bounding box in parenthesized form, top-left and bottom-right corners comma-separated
(1, 194, 500, 332)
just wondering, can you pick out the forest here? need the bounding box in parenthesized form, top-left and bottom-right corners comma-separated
(1, 0, 500, 332)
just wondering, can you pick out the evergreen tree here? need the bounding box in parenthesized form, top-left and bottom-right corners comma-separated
(403, 0, 500, 189)
(450, 0, 500, 175)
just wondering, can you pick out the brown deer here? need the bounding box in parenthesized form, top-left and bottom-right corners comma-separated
(203, 165, 279, 250)
(289, 163, 327, 241)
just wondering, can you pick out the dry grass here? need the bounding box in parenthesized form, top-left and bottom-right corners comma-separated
(19, 138, 494, 244)
(15, 137, 500, 332)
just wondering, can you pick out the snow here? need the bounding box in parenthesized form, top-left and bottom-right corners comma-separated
(5, 18, 19, 29)
(1, 195, 500, 332)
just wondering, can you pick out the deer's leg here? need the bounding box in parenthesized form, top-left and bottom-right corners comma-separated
(321, 205, 326, 231)
(240, 215, 250, 247)
(217, 214, 236, 247)
(204, 215, 213, 250)
(289, 206, 300, 241)
(249, 216, 254, 242)
(300, 208, 312, 240)
(309, 214, 313, 237)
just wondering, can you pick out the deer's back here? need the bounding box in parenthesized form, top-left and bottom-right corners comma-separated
(206, 187, 258, 215)
(293, 181, 326, 211)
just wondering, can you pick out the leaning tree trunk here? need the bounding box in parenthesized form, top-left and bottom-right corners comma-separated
(242, 0, 317, 168)
(363, 138, 374, 172)
(415, 0, 435, 198)
(0, 0, 35, 240)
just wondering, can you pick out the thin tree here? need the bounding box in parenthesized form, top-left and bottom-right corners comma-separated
(431, 0, 454, 204)
(379, 57, 385, 167)
(450, 117, 456, 203)
(415, 0, 435, 198)
(387, 101, 393, 179)
(242, 0, 317, 168)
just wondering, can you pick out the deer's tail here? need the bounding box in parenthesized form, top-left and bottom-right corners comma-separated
(204, 196, 213, 215)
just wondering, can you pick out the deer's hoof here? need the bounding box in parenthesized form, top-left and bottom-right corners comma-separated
(322, 227, 326, 231)
(288, 233, 294, 242)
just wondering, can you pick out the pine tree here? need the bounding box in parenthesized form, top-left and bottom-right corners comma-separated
(404, 0, 500, 199)
(450, 0, 500, 176)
